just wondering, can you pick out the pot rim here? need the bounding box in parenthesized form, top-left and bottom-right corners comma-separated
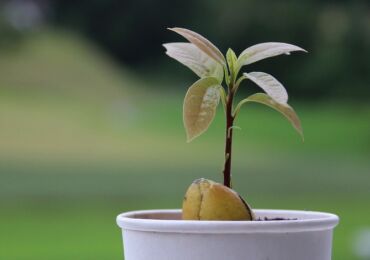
(116, 209, 339, 234)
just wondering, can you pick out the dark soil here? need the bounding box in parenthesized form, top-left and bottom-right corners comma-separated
(255, 217, 298, 221)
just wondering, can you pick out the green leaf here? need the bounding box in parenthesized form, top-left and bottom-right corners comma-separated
(237, 42, 306, 68)
(243, 72, 288, 104)
(168, 27, 226, 66)
(183, 77, 222, 142)
(234, 93, 303, 139)
(226, 48, 238, 83)
(163, 42, 223, 83)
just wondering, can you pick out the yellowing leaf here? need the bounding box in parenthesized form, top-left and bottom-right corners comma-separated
(163, 42, 223, 83)
(168, 27, 226, 66)
(244, 72, 288, 104)
(234, 93, 303, 139)
(184, 77, 221, 142)
(238, 42, 306, 67)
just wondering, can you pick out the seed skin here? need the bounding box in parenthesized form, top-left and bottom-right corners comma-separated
(182, 178, 254, 221)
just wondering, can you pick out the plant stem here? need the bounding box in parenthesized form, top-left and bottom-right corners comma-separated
(223, 87, 235, 188)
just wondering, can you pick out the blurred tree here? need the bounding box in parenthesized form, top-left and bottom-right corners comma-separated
(10, 0, 369, 100)
(50, 0, 196, 65)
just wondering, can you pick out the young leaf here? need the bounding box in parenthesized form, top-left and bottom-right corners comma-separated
(163, 42, 223, 83)
(243, 72, 288, 104)
(226, 48, 238, 83)
(234, 93, 303, 139)
(237, 42, 306, 67)
(184, 77, 222, 142)
(168, 27, 226, 66)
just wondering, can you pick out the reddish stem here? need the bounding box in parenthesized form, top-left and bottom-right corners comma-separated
(223, 88, 235, 188)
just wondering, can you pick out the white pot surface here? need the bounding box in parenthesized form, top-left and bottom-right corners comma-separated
(117, 209, 339, 260)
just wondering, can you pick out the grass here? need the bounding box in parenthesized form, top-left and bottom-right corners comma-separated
(0, 30, 369, 259)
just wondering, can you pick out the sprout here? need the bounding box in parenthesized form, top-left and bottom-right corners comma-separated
(164, 27, 305, 188)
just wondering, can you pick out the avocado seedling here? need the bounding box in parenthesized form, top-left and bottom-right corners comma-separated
(164, 27, 305, 221)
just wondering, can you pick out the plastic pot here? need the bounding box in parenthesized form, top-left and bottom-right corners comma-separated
(116, 209, 339, 260)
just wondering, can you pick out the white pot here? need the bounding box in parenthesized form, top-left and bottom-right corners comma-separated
(116, 209, 339, 260)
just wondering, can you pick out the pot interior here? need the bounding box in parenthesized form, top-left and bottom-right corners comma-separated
(124, 209, 333, 221)
(129, 211, 182, 220)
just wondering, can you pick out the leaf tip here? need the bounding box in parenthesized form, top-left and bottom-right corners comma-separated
(298, 47, 308, 53)
(289, 44, 308, 53)
(168, 27, 181, 33)
(294, 123, 304, 142)
(185, 132, 196, 143)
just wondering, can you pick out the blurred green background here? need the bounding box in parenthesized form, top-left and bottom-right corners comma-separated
(0, 0, 369, 259)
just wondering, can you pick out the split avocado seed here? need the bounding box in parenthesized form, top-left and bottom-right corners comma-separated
(182, 178, 254, 221)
